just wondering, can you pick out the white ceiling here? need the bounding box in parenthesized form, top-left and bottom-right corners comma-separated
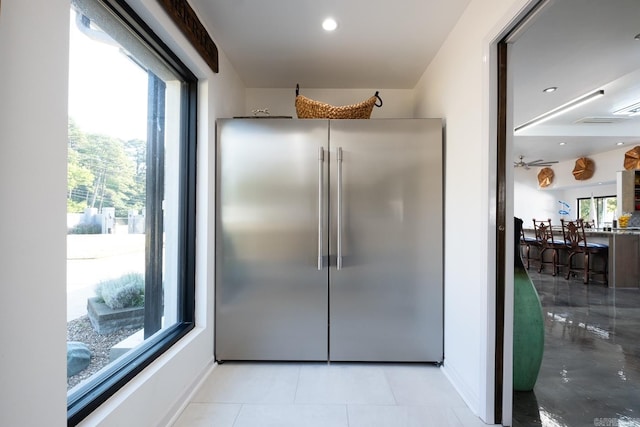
(189, 0, 640, 164)
(511, 0, 640, 165)
(189, 0, 471, 89)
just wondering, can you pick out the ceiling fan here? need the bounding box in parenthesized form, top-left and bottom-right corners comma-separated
(513, 155, 559, 169)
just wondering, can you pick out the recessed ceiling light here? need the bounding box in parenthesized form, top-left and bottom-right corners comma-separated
(322, 18, 338, 32)
(543, 87, 557, 93)
(559, 142, 566, 146)
(617, 142, 625, 146)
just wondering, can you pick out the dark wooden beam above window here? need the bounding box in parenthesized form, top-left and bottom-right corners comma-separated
(157, 0, 219, 73)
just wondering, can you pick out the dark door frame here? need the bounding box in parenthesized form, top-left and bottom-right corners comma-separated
(494, 1, 549, 424)
(494, 39, 508, 424)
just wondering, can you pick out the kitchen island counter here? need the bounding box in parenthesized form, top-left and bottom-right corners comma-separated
(522, 227, 640, 288)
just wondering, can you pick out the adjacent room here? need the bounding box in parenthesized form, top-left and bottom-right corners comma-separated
(510, 0, 640, 425)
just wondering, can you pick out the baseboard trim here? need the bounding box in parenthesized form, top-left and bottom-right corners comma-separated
(161, 358, 217, 427)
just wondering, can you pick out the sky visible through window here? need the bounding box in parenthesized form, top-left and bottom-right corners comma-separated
(68, 10, 147, 141)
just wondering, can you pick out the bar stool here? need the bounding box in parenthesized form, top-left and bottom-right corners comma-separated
(560, 218, 608, 285)
(520, 225, 538, 270)
(533, 218, 562, 276)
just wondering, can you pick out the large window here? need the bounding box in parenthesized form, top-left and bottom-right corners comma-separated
(577, 195, 617, 228)
(66, 0, 196, 423)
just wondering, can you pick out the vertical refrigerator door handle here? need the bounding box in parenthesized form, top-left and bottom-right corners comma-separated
(337, 147, 343, 270)
(318, 147, 324, 270)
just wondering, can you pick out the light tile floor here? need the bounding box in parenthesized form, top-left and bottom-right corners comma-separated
(172, 362, 492, 427)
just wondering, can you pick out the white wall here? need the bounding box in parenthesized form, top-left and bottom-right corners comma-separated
(531, 145, 628, 190)
(412, 0, 530, 423)
(0, 0, 245, 426)
(515, 178, 617, 226)
(245, 88, 415, 118)
(0, 1, 69, 426)
(514, 168, 564, 223)
(514, 145, 628, 225)
(561, 184, 617, 206)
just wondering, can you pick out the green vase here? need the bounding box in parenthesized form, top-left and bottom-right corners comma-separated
(513, 217, 545, 391)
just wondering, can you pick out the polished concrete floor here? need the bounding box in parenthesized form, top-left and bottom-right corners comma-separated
(513, 269, 640, 427)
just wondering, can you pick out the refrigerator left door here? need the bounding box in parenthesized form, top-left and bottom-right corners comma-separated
(215, 119, 329, 361)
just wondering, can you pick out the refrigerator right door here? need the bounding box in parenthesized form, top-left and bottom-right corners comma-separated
(329, 119, 443, 362)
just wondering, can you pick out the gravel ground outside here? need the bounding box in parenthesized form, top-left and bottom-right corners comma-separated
(66, 234, 145, 391)
(67, 315, 142, 391)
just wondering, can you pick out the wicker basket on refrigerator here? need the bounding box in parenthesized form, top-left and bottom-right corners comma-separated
(294, 84, 383, 119)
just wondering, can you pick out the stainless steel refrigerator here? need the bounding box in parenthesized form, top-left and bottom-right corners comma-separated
(215, 118, 443, 362)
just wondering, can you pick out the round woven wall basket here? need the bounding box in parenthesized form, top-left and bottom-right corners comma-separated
(537, 167, 554, 188)
(624, 146, 640, 170)
(572, 157, 595, 181)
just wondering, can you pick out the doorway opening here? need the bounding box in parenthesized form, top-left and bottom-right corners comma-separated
(499, 0, 640, 425)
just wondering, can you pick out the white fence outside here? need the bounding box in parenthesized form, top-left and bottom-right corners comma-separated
(67, 208, 145, 234)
